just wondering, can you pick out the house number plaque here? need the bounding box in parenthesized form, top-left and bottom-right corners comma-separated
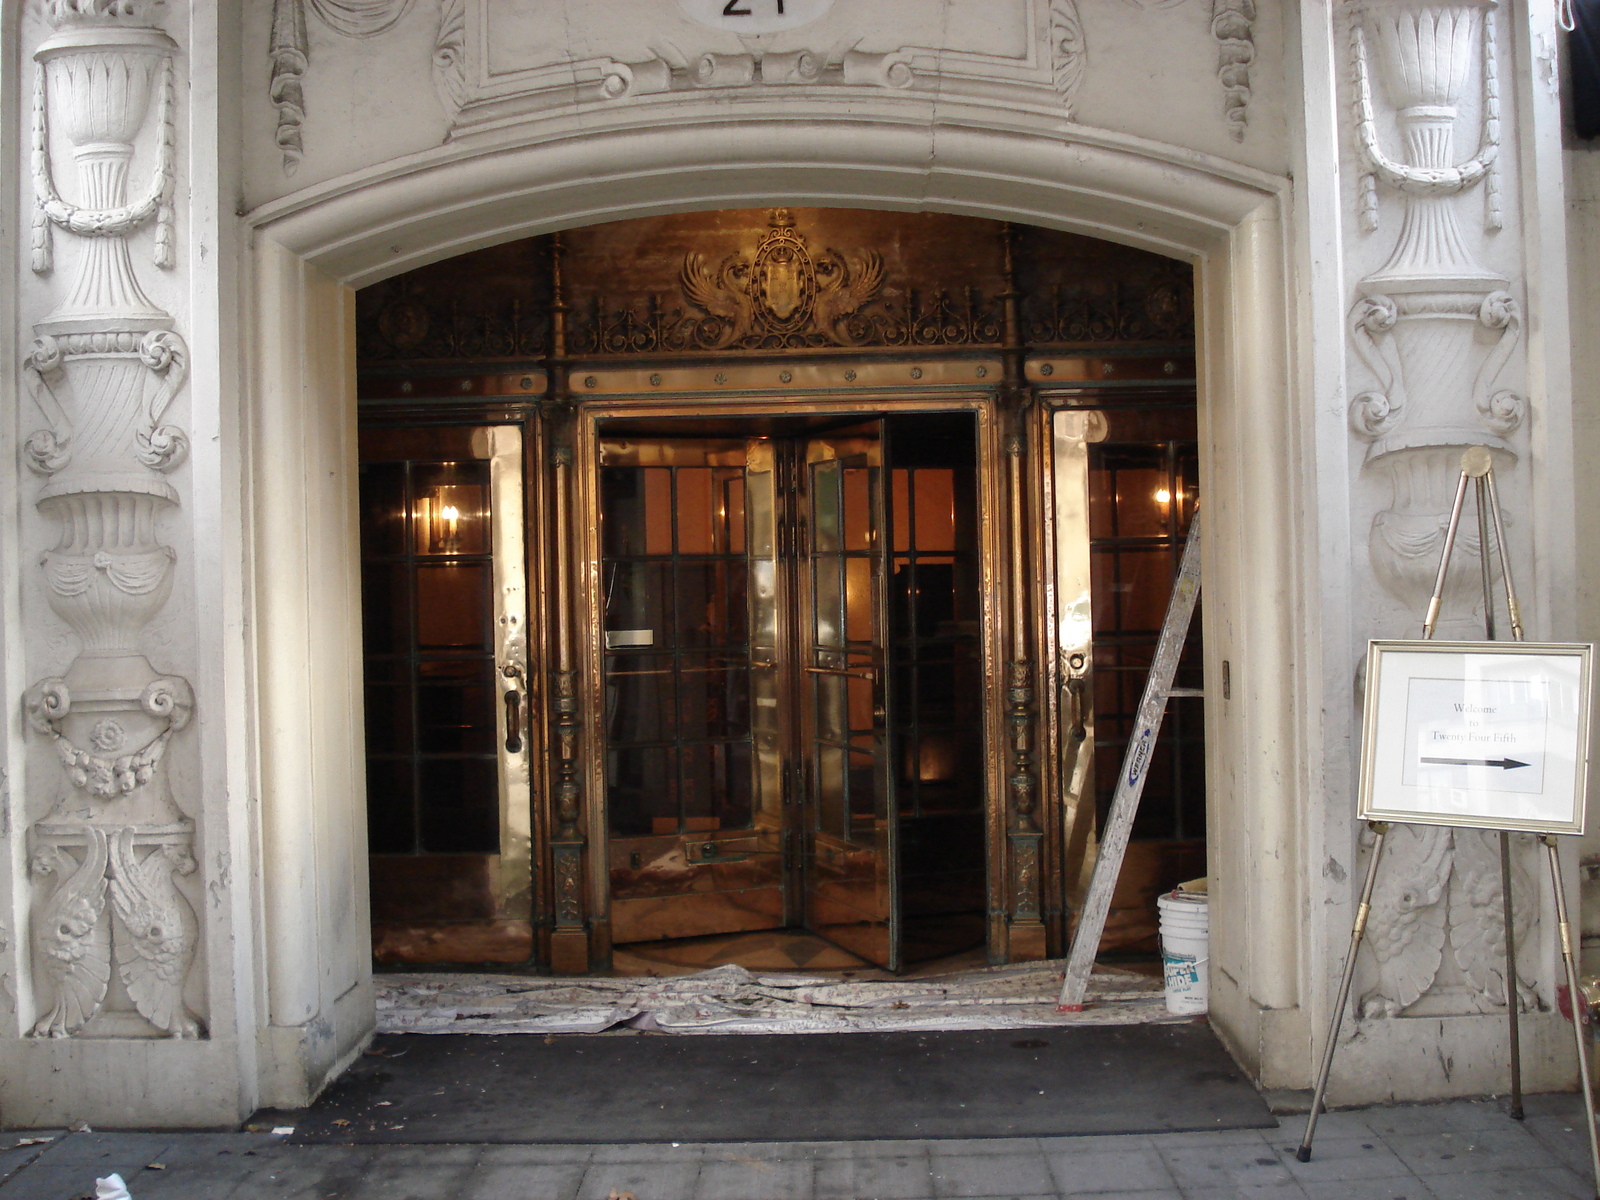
(677, 0, 834, 34)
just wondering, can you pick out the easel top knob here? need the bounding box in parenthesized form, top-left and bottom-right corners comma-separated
(1462, 446, 1493, 477)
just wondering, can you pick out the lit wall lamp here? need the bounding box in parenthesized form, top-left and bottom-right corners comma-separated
(414, 480, 482, 555)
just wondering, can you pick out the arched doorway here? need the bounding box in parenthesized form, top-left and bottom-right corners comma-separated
(246, 119, 1307, 1100)
(349, 207, 1206, 976)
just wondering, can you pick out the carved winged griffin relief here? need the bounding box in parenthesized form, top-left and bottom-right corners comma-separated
(1359, 824, 1538, 1018)
(30, 830, 111, 1038)
(29, 826, 203, 1039)
(680, 209, 885, 349)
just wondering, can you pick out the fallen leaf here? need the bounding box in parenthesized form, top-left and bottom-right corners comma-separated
(331, 1119, 352, 1127)
(145, 1163, 166, 1170)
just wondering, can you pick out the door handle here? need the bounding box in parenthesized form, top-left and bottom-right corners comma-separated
(504, 689, 522, 753)
(805, 665, 878, 681)
(501, 663, 526, 754)
(1064, 652, 1088, 742)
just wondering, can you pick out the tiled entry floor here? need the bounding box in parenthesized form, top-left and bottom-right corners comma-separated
(1, 1095, 1594, 1199)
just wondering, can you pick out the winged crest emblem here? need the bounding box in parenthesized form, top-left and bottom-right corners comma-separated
(680, 209, 884, 349)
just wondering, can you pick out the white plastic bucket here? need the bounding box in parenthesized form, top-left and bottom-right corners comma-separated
(1157, 890, 1209, 1015)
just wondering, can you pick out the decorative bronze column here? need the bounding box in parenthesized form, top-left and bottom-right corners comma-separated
(544, 234, 589, 974)
(1000, 224, 1046, 959)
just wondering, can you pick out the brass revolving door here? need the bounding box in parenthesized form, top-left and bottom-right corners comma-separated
(596, 414, 986, 971)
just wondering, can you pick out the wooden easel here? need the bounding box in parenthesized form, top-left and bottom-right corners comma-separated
(1295, 447, 1600, 1200)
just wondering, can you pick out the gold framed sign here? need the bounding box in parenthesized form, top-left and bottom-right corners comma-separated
(1358, 640, 1594, 835)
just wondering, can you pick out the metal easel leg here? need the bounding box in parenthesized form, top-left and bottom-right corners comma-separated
(1298, 822, 1389, 1162)
(1500, 830, 1524, 1120)
(1475, 475, 1497, 642)
(1474, 475, 1526, 1119)
(1483, 467, 1525, 641)
(1422, 470, 1471, 640)
(1545, 835, 1600, 1198)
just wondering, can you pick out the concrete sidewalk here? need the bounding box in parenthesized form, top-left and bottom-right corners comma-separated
(0, 1095, 1592, 1199)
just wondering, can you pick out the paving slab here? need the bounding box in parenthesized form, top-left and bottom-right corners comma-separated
(813, 1152, 935, 1200)
(929, 1151, 1057, 1197)
(1044, 1144, 1177, 1194)
(458, 1160, 587, 1200)
(0, 1096, 1590, 1200)
(1299, 1179, 1441, 1200)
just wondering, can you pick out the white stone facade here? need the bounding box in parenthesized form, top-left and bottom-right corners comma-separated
(0, 0, 1592, 1126)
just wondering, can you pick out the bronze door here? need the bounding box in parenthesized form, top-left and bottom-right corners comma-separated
(599, 415, 986, 972)
(358, 423, 534, 966)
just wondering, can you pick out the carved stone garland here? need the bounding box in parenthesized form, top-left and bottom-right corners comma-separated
(1212, 0, 1255, 141)
(270, 0, 417, 174)
(1347, 0, 1533, 1018)
(1348, 0, 1516, 623)
(22, 0, 203, 1039)
(1118, 0, 1254, 140)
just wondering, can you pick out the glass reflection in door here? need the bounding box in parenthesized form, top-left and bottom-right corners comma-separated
(600, 439, 782, 944)
(800, 430, 898, 968)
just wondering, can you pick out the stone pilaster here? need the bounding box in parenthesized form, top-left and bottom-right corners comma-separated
(20, 0, 202, 1041)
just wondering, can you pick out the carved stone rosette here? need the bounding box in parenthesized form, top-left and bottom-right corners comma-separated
(21, 1, 202, 1040)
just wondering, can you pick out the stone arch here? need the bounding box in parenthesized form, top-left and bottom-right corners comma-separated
(246, 116, 1309, 1104)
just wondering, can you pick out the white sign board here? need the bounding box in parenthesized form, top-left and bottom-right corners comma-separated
(1358, 641, 1593, 834)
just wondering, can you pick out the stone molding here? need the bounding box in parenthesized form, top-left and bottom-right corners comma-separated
(269, 0, 1113, 168)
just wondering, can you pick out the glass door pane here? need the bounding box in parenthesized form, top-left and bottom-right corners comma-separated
(600, 438, 784, 944)
(358, 423, 532, 966)
(801, 426, 900, 970)
(1055, 402, 1206, 961)
(884, 413, 986, 963)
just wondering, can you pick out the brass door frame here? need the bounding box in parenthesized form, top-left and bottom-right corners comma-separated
(487, 425, 535, 923)
(1042, 405, 1101, 923)
(570, 393, 1008, 969)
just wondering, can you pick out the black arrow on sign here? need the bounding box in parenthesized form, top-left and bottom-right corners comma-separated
(1420, 756, 1530, 770)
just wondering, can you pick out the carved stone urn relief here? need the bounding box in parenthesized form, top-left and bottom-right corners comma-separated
(1346, 0, 1537, 1019)
(1349, 0, 1519, 619)
(21, 0, 202, 1040)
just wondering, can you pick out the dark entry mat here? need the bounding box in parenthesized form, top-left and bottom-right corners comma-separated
(259, 1024, 1275, 1144)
